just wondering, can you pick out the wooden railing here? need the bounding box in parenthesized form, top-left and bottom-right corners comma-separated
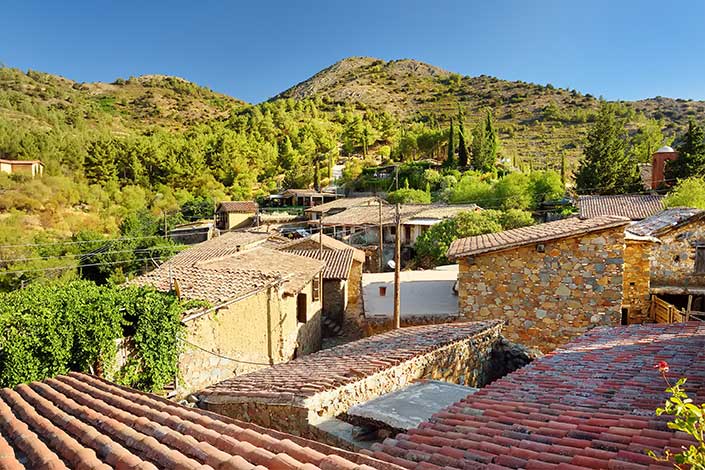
(650, 296, 699, 323)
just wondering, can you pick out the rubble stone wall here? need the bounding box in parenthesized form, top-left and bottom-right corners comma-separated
(457, 227, 625, 352)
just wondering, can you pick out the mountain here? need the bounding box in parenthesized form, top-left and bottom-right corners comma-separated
(279, 57, 705, 164)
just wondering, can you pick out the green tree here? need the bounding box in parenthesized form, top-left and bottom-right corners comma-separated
(665, 119, 705, 182)
(387, 188, 431, 204)
(575, 102, 640, 194)
(445, 119, 456, 167)
(663, 177, 705, 209)
(471, 109, 499, 172)
(458, 124, 470, 168)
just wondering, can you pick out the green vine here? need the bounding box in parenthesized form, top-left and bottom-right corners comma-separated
(0, 280, 186, 392)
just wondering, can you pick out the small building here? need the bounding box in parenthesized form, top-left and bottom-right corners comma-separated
(281, 232, 366, 308)
(625, 208, 705, 321)
(167, 220, 214, 245)
(270, 189, 340, 208)
(131, 234, 324, 395)
(368, 322, 705, 469)
(0, 158, 44, 178)
(0, 372, 397, 469)
(401, 204, 481, 246)
(214, 201, 258, 230)
(285, 248, 356, 328)
(305, 196, 381, 222)
(576, 193, 664, 220)
(322, 203, 479, 247)
(197, 321, 504, 446)
(448, 215, 631, 352)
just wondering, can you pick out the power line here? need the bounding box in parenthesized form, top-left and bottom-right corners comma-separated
(0, 255, 175, 276)
(1, 245, 189, 264)
(179, 338, 272, 366)
(0, 230, 208, 250)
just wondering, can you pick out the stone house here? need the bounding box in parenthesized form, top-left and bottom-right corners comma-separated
(625, 208, 705, 320)
(214, 201, 258, 230)
(284, 248, 356, 329)
(0, 158, 44, 178)
(448, 215, 631, 352)
(197, 321, 504, 448)
(131, 238, 324, 396)
(281, 233, 366, 303)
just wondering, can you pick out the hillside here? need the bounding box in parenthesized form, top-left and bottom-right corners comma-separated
(279, 57, 705, 167)
(0, 67, 246, 134)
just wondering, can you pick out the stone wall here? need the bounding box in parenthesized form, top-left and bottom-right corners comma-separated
(364, 314, 464, 336)
(177, 279, 322, 397)
(486, 336, 542, 383)
(623, 239, 655, 324)
(202, 322, 503, 442)
(651, 221, 705, 288)
(323, 279, 347, 325)
(348, 260, 363, 304)
(457, 227, 625, 352)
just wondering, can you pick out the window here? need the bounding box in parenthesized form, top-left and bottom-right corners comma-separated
(297, 293, 308, 323)
(404, 225, 412, 242)
(312, 276, 320, 302)
(696, 246, 705, 274)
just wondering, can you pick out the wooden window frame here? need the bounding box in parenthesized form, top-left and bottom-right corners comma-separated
(297, 292, 308, 323)
(312, 276, 320, 302)
(695, 245, 705, 274)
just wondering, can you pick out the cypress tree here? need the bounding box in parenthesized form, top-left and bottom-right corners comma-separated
(575, 102, 640, 194)
(560, 154, 567, 186)
(458, 125, 469, 168)
(471, 109, 499, 172)
(445, 119, 456, 167)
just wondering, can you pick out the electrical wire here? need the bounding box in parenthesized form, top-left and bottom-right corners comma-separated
(1, 245, 189, 264)
(179, 338, 273, 366)
(0, 255, 175, 276)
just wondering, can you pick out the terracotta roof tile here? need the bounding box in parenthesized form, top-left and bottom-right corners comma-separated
(169, 231, 274, 266)
(217, 201, 259, 213)
(367, 322, 705, 469)
(626, 208, 705, 237)
(198, 321, 502, 406)
(285, 249, 354, 280)
(447, 216, 630, 259)
(577, 195, 664, 220)
(280, 234, 366, 264)
(0, 372, 401, 469)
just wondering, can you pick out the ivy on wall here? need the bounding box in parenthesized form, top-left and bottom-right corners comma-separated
(0, 280, 186, 392)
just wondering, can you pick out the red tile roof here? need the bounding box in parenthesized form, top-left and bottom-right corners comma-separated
(281, 233, 366, 264)
(217, 201, 259, 213)
(0, 372, 398, 469)
(447, 216, 630, 259)
(168, 231, 273, 266)
(199, 321, 502, 406)
(286, 249, 355, 280)
(365, 322, 705, 469)
(577, 194, 664, 220)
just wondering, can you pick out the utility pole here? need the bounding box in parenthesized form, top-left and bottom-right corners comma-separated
(319, 212, 324, 305)
(393, 202, 401, 329)
(163, 211, 168, 241)
(378, 198, 384, 273)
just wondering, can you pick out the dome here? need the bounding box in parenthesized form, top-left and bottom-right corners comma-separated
(656, 145, 675, 153)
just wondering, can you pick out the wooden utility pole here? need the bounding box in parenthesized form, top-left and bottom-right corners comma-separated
(378, 198, 384, 273)
(393, 202, 401, 329)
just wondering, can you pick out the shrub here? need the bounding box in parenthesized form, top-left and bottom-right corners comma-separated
(0, 280, 186, 392)
(387, 188, 431, 204)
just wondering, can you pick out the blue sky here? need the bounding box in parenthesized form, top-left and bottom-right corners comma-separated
(2, 0, 704, 103)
